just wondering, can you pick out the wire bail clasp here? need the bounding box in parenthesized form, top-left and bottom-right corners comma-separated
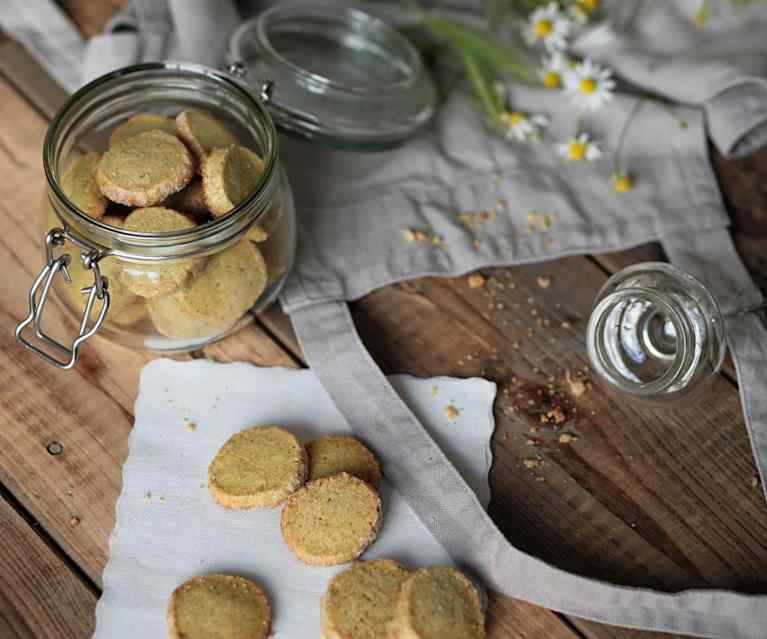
(15, 228, 111, 370)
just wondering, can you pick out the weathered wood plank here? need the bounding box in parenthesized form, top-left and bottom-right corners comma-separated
(0, 495, 97, 639)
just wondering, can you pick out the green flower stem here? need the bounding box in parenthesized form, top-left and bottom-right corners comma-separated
(459, 50, 503, 120)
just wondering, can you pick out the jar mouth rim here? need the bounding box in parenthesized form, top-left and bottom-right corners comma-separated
(587, 287, 693, 397)
(243, 3, 422, 96)
(44, 62, 278, 250)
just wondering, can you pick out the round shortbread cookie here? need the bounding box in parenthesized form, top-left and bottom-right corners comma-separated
(97, 130, 193, 207)
(108, 113, 177, 147)
(167, 574, 271, 639)
(281, 472, 382, 566)
(208, 426, 307, 509)
(393, 567, 485, 639)
(147, 290, 223, 340)
(201, 145, 265, 217)
(321, 559, 410, 639)
(61, 152, 107, 219)
(120, 207, 199, 298)
(175, 240, 267, 325)
(307, 435, 381, 488)
(176, 109, 237, 168)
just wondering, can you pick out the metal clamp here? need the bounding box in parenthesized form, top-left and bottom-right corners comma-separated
(224, 61, 274, 104)
(15, 228, 110, 370)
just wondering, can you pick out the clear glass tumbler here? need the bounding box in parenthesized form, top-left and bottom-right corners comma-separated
(586, 262, 728, 404)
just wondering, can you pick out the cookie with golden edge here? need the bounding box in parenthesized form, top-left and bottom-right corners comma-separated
(208, 426, 307, 509)
(176, 109, 237, 168)
(307, 435, 381, 488)
(201, 145, 264, 213)
(281, 472, 383, 566)
(147, 291, 223, 340)
(175, 239, 267, 324)
(167, 574, 271, 639)
(321, 559, 410, 639)
(61, 152, 107, 219)
(120, 206, 199, 298)
(108, 113, 177, 147)
(97, 130, 194, 207)
(148, 240, 266, 338)
(393, 567, 485, 639)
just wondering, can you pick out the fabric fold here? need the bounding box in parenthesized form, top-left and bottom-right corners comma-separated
(291, 299, 767, 639)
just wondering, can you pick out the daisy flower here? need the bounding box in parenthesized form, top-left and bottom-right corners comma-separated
(557, 133, 602, 162)
(611, 170, 633, 193)
(498, 111, 549, 142)
(564, 58, 616, 112)
(538, 52, 572, 90)
(524, 3, 572, 51)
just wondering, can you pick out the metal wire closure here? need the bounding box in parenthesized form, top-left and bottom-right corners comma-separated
(15, 228, 110, 370)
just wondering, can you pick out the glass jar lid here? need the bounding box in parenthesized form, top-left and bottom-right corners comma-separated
(228, 2, 437, 151)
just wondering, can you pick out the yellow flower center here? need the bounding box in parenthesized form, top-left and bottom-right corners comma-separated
(579, 78, 597, 94)
(568, 142, 586, 161)
(613, 174, 633, 193)
(534, 19, 553, 37)
(577, 0, 599, 13)
(508, 112, 525, 126)
(543, 71, 561, 89)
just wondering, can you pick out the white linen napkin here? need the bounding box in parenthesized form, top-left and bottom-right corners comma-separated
(92, 359, 496, 638)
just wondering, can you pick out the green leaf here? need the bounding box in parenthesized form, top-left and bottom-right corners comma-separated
(459, 50, 503, 119)
(422, 15, 535, 83)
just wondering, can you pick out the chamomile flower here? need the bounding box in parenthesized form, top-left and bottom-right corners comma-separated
(498, 111, 549, 142)
(564, 59, 616, 112)
(557, 133, 602, 162)
(611, 170, 633, 193)
(538, 52, 572, 90)
(524, 3, 572, 51)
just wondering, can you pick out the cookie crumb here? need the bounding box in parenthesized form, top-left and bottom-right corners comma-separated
(566, 370, 589, 399)
(445, 404, 461, 421)
(185, 422, 197, 433)
(69, 516, 80, 527)
(536, 276, 552, 289)
(559, 433, 577, 444)
(403, 229, 417, 242)
(467, 273, 486, 289)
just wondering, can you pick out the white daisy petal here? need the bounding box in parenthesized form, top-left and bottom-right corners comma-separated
(498, 110, 549, 142)
(564, 58, 616, 112)
(524, 2, 573, 51)
(556, 132, 602, 162)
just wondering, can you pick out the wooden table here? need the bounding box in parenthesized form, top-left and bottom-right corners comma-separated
(1, 5, 766, 638)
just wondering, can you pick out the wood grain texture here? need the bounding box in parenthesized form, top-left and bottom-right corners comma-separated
(58, 0, 126, 37)
(0, 496, 96, 639)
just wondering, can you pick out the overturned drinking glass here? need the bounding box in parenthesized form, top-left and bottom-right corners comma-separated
(586, 262, 765, 405)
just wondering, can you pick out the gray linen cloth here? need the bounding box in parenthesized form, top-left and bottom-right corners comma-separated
(2, 1, 767, 637)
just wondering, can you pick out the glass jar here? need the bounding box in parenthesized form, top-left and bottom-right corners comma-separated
(586, 263, 727, 405)
(19, 63, 296, 367)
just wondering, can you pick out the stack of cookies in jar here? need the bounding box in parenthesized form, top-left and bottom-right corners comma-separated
(51, 110, 281, 341)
